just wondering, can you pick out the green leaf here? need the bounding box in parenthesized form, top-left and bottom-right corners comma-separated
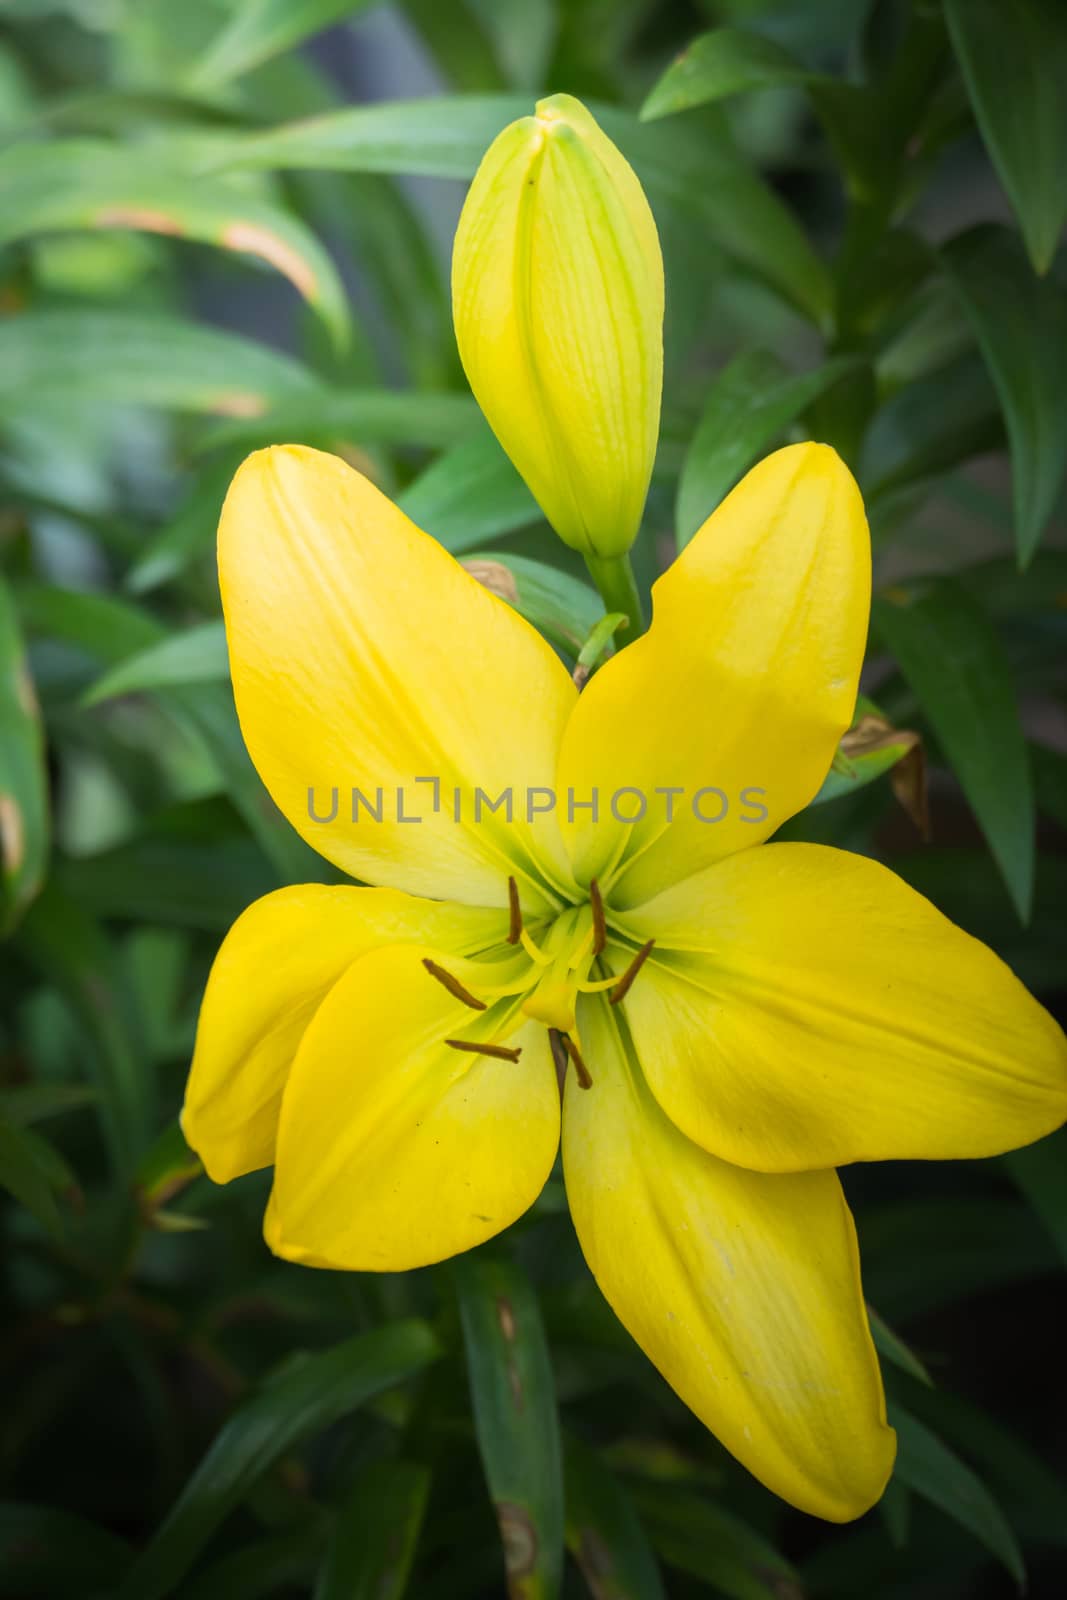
(866, 1306, 933, 1388)
(872, 580, 1033, 919)
(201, 95, 830, 326)
(0, 1083, 97, 1125)
(136, 1117, 203, 1211)
(456, 1255, 564, 1600)
(0, 140, 350, 349)
(14, 580, 163, 665)
(15, 582, 314, 881)
(945, 0, 1067, 273)
(640, 28, 888, 203)
(0, 310, 316, 419)
(83, 621, 228, 704)
(810, 695, 922, 815)
(895, 1381, 1067, 1551)
(676, 350, 860, 546)
(564, 1438, 665, 1600)
(633, 1483, 798, 1600)
(203, 92, 534, 179)
(187, 0, 377, 89)
(0, 1115, 70, 1237)
(890, 1407, 1026, 1589)
(462, 553, 603, 659)
(641, 28, 810, 120)
(0, 575, 48, 932)
(316, 1461, 431, 1600)
(127, 458, 237, 595)
(18, 885, 152, 1176)
(397, 429, 540, 554)
(117, 1320, 440, 1600)
(56, 809, 277, 931)
(861, 351, 1001, 518)
(944, 225, 1067, 565)
(198, 389, 481, 457)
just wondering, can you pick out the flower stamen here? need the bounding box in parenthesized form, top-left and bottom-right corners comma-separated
(445, 1038, 523, 1062)
(507, 875, 522, 944)
(609, 940, 655, 1005)
(422, 958, 487, 1011)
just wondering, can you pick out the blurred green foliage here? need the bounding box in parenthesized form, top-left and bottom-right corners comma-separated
(1, 1, 1066, 1596)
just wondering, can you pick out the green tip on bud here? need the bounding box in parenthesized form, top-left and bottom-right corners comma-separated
(451, 93, 664, 560)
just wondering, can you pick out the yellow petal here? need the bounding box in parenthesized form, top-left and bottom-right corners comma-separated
(453, 94, 663, 558)
(555, 444, 870, 902)
(269, 943, 560, 1270)
(563, 997, 894, 1521)
(220, 444, 576, 911)
(182, 886, 504, 1183)
(617, 843, 1067, 1170)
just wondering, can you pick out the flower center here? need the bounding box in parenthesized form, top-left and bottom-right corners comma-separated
(425, 877, 654, 1092)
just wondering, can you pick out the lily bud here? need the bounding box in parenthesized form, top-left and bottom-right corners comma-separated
(452, 93, 664, 560)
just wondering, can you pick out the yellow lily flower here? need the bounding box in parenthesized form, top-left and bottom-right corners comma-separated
(183, 439, 1067, 1524)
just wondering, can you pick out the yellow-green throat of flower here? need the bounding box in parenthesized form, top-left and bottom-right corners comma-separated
(424, 876, 654, 1090)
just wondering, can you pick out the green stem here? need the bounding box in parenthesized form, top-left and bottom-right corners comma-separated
(584, 551, 644, 640)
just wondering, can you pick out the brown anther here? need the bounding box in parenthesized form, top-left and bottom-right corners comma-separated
(609, 939, 655, 1006)
(507, 875, 522, 945)
(562, 1033, 593, 1090)
(446, 1038, 522, 1063)
(422, 958, 486, 1011)
(589, 878, 607, 956)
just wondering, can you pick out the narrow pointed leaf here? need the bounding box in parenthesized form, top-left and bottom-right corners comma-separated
(810, 695, 923, 820)
(0, 1116, 69, 1237)
(944, 225, 1067, 565)
(117, 1320, 440, 1600)
(945, 0, 1067, 273)
(866, 1307, 933, 1388)
(641, 28, 810, 120)
(197, 389, 481, 457)
(872, 579, 1033, 919)
(676, 350, 859, 546)
(397, 429, 540, 553)
(316, 1462, 431, 1600)
(564, 1438, 665, 1600)
(890, 1408, 1025, 1588)
(633, 1483, 798, 1600)
(0, 140, 350, 348)
(83, 622, 229, 704)
(461, 553, 603, 659)
(456, 1256, 564, 1600)
(640, 28, 886, 200)
(0, 311, 315, 419)
(18, 886, 151, 1176)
